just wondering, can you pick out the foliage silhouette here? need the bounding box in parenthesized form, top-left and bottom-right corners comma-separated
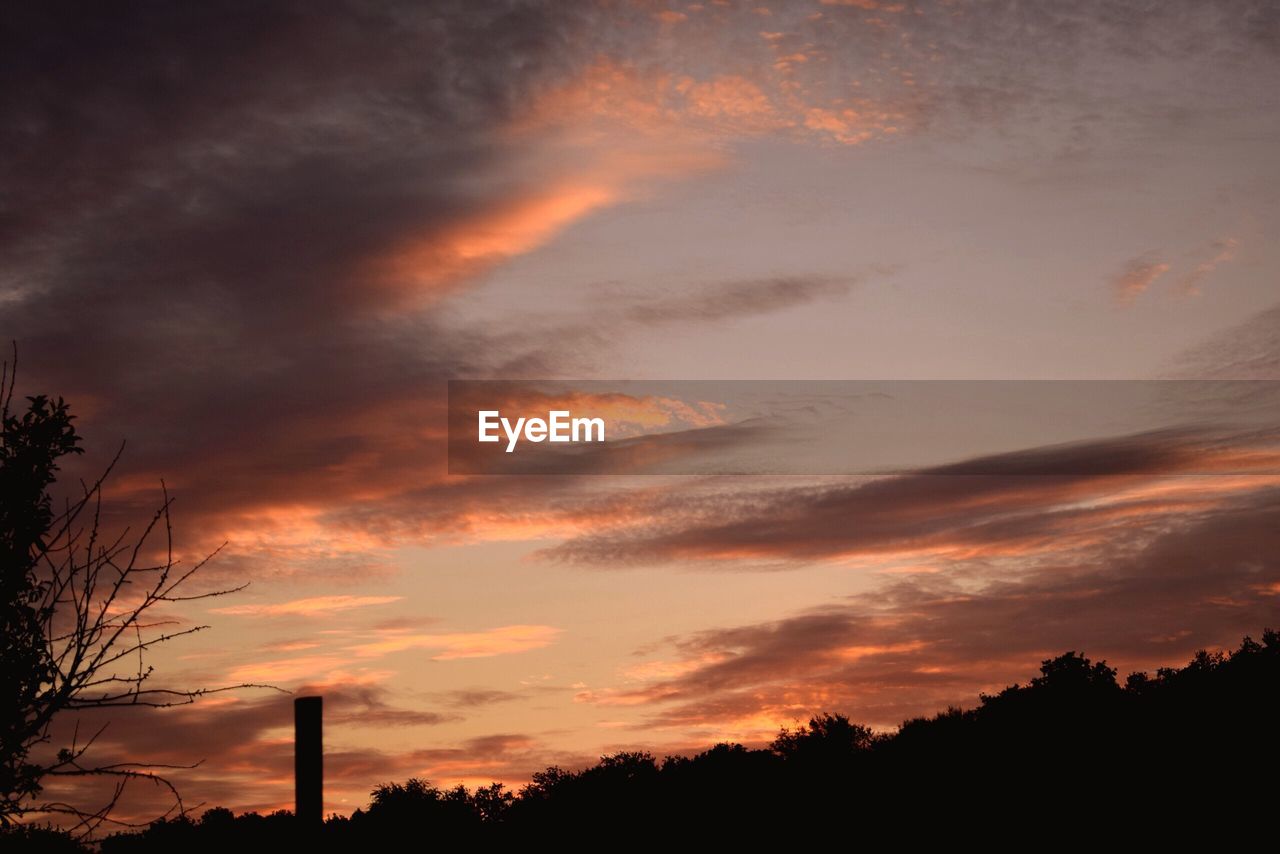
(36, 627, 1273, 851)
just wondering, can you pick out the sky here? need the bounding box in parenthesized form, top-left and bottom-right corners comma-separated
(4, 0, 1280, 822)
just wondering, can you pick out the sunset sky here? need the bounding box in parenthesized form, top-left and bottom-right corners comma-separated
(5, 0, 1280, 819)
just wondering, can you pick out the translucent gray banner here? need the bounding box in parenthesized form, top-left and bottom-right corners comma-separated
(447, 380, 1280, 475)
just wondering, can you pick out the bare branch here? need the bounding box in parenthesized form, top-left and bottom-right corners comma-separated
(3, 382, 267, 838)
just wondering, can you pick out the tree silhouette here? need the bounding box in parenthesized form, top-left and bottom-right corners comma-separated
(771, 712, 875, 760)
(0, 353, 258, 837)
(80, 628, 1280, 851)
(2, 384, 82, 821)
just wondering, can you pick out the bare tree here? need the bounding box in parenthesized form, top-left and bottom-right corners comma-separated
(0, 351, 271, 837)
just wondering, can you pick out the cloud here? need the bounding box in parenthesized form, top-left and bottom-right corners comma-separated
(525, 52, 914, 150)
(0, 0, 925, 586)
(225, 655, 376, 684)
(1, 1, 610, 573)
(221, 624, 564, 683)
(212, 595, 403, 618)
(260, 639, 322, 653)
(347, 624, 563, 661)
(541, 428, 1280, 567)
(7, 1, 1278, 583)
(1111, 238, 1241, 305)
(615, 275, 867, 326)
(574, 484, 1280, 736)
(437, 689, 524, 708)
(1177, 237, 1241, 296)
(1111, 255, 1170, 304)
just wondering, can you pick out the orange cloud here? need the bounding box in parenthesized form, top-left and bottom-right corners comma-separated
(442, 184, 617, 264)
(803, 106, 887, 145)
(348, 624, 563, 660)
(220, 624, 562, 683)
(227, 655, 363, 683)
(622, 651, 733, 682)
(674, 75, 782, 128)
(525, 57, 913, 151)
(832, 640, 926, 661)
(1112, 256, 1170, 304)
(1179, 237, 1240, 296)
(213, 595, 403, 618)
(1113, 238, 1242, 304)
(371, 179, 619, 296)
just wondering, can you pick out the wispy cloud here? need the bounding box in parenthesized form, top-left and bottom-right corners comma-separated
(1111, 237, 1241, 305)
(222, 623, 565, 682)
(436, 688, 524, 708)
(541, 429, 1280, 567)
(347, 624, 563, 660)
(226, 655, 383, 684)
(1178, 237, 1241, 296)
(1112, 254, 1170, 305)
(611, 275, 874, 326)
(213, 595, 403, 618)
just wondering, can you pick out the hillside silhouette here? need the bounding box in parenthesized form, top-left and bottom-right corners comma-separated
(10, 629, 1277, 849)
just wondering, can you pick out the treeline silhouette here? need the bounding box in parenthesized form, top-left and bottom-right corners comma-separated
(11, 629, 1277, 849)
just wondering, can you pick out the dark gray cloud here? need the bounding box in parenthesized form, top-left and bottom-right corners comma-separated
(1, 1, 603, 565)
(540, 428, 1267, 566)
(616, 275, 866, 326)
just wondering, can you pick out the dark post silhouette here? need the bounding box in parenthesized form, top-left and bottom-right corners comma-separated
(294, 696, 323, 826)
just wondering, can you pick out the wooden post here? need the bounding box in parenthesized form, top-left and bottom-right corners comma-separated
(294, 695, 323, 826)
